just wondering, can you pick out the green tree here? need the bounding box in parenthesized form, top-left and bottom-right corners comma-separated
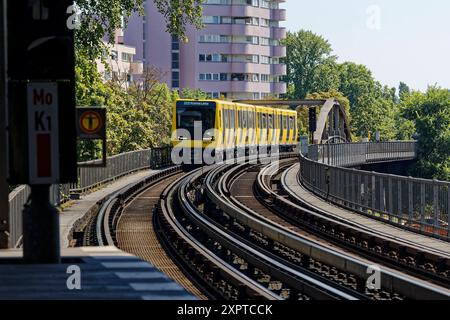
(400, 87, 450, 180)
(283, 30, 339, 99)
(398, 82, 411, 101)
(75, 59, 175, 161)
(181, 88, 209, 99)
(336, 62, 398, 139)
(336, 62, 377, 109)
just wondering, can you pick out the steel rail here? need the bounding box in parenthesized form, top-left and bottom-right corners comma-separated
(177, 167, 358, 300)
(159, 170, 282, 300)
(273, 163, 450, 288)
(206, 161, 450, 299)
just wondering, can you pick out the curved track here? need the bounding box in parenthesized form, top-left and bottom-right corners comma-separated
(115, 172, 207, 299)
(83, 156, 450, 300)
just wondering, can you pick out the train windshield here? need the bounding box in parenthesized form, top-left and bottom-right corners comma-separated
(176, 101, 216, 138)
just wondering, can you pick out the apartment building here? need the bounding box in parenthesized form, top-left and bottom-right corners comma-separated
(124, 0, 287, 99)
(97, 31, 143, 89)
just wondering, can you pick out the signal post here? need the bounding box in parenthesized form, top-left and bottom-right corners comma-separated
(6, 1, 77, 263)
(0, 0, 8, 249)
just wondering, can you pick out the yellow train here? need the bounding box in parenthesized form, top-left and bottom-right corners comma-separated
(171, 99, 298, 164)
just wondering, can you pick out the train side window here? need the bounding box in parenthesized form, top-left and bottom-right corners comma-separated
(231, 109, 236, 129)
(232, 110, 236, 129)
(243, 110, 247, 128)
(224, 109, 229, 129)
(268, 115, 273, 129)
(286, 115, 290, 140)
(262, 114, 267, 129)
(290, 116, 295, 140)
(251, 111, 254, 129)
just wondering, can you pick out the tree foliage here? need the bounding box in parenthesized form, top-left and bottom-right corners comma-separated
(76, 57, 175, 161)
(400, 87, 450, 180)
(283, 31, 338, 99)
(283, 30, 403, 141)
(181, 88, 209, 100)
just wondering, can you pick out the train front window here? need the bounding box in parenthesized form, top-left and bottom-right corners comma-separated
(176, 102, 216, 138)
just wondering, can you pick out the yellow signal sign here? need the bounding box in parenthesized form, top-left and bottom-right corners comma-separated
(79, 111, 102, 134)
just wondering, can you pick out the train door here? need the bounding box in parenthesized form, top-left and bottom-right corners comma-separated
(268, 113, 273, 147)
(279, 114, 283, 146)
(242, 109, 248, 148)
(262, 113, 267, 147)
(250, 109, 256, 151)
(238, 109, 243, 148)
(283, 115, 287, 147)
(231, 108, 236, 150)
(289, 115, 295, 145)
(223, 108, 229, 151)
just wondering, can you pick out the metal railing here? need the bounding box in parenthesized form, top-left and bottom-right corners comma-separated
(7, 147, 172, 248)
(308, 141, 417, 167)
(70, 149, 152, 194)
(8, 184, 63, 248)
(299, 142, 450, 240)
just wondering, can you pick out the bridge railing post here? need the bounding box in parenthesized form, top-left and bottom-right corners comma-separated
(447, 187, 450, 239)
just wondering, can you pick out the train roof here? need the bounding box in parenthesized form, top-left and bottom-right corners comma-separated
(176, 99, 297, 114)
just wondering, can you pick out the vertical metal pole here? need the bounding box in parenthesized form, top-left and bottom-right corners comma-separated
(420, 183, 426, 232)
(23, 185, 60, 263)
(447, 187, 450, 240)
(433, 183, 439, 230)
(408, 180, 414, 223)
(0, 0, 8, 249)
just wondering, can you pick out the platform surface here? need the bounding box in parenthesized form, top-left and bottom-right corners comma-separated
(60, 169, 159, 248)
(0, 247, 196, 300)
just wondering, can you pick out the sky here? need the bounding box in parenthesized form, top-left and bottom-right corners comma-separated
(282, 0, 450, 91)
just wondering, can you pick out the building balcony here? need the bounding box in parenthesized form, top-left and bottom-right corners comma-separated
(196, 80, 286, 95)
(231, 24, 270, 38)
(271, 27, 286, 40)
(271, 82, 287, 94)
(271, 63, 286, 76)
(129, 61, 143, 75)
(230, 5, 272, 20)
(230, 80, 271, 93)
(197, 62, 273, 75)
(271, 45, 286, 57)
(271, 8, 286, 21)
(231, 43, 271, 56)
(230, 63, 271, 74)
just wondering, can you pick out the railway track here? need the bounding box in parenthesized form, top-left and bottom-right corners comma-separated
(158, 166, 362, 300)
(202, 157, 450, 299)
(115, 172, 207, 299)
(82, 154, 450, 300)
(255, 160, 450, 288)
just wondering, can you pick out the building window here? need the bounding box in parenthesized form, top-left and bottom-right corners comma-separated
(172, 36, 179, 50)
(111, 50, 118, 61)
(121, 52, 132, 62)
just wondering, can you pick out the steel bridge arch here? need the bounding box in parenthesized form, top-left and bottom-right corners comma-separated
(313, 99, 352, 144)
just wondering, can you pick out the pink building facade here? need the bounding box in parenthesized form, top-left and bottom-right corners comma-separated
(124, 0, 287, 100)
